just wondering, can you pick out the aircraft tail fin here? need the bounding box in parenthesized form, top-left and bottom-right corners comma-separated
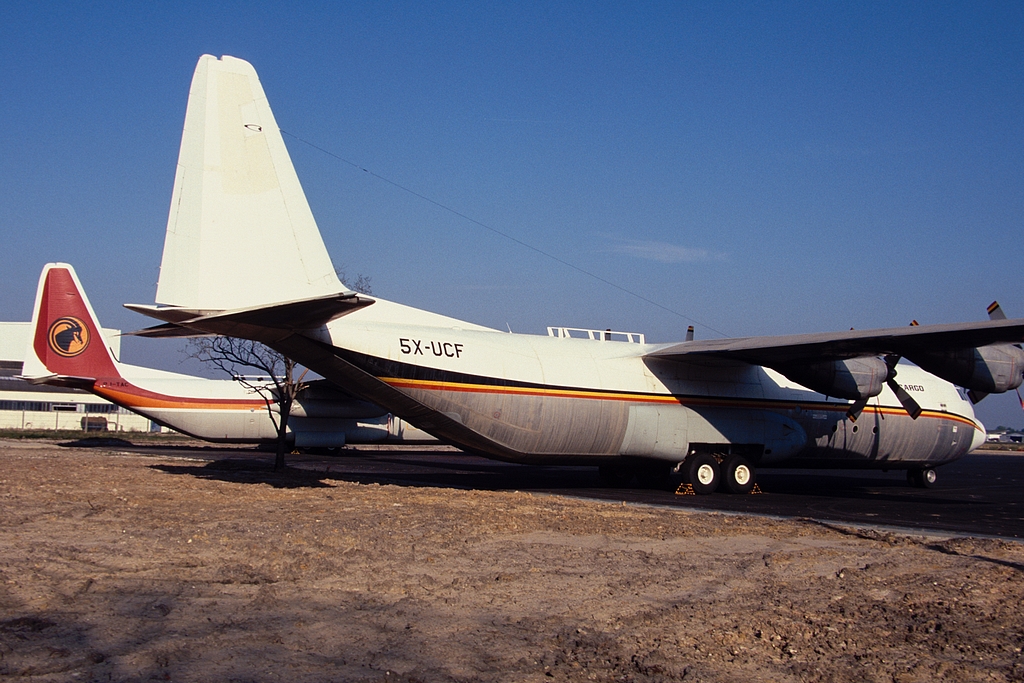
(21, 264, 121, 384)
(156, 54, 346, 312)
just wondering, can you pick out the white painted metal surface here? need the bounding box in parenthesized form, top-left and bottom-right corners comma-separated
(127, 55, 1024, 480)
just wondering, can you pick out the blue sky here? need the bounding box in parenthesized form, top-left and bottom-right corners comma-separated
(1, 2, 1022, 426)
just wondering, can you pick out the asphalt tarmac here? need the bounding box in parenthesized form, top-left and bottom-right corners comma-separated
(103, 441, 1024, 539)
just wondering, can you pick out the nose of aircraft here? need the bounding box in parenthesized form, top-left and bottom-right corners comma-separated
(956, 387, 988, 453)
(970, 419, 987, 452)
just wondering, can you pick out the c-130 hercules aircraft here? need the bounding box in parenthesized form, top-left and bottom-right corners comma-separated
(128, 55, 1024, 493)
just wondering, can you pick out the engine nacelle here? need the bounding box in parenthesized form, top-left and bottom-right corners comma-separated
(905, 343, 1024, 394)
(289, 397, 388, 419)
(773, 356, 888, 400)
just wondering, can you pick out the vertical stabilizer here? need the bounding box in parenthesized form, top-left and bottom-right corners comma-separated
(22, 264, 121, 381)
(157, 54, 345, 311)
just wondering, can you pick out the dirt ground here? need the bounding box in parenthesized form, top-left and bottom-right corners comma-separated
(2, 440, 1024, 682)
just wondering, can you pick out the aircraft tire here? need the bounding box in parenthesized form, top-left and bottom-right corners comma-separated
(686, 453, 721, 495)
(598, 463, 635, 487)
(907, 467, 938, 489)
(722, 455, 755, 494)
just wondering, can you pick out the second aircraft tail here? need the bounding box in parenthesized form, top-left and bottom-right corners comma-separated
(22, 264, 122, 384)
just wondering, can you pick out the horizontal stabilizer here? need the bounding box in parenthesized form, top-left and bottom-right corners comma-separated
(122, 304, 211, 325)
(17, 373, 97, 389)
(128, 323, 216, 339)
(127, 291, 375, 339)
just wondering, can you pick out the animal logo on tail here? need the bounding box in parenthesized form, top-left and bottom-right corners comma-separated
(25, 264, 120, 381)
(47, 316, 90, 357)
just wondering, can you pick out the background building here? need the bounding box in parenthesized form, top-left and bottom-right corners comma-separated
(0, 322, 156, 432)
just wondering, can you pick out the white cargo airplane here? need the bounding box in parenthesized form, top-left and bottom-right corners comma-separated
(128, 55, 1024, 492)
(21, 263, 432, 448)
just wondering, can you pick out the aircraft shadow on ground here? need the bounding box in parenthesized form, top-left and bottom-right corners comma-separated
(147, 457, 602, 492)
(739, 473, 982, 508)
(141, 449, 1024, 538)
(144, 453, 973, 507)
(149, 461, 337, 490)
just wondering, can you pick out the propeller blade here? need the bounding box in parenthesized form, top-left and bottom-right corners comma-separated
(846, 397, 869, 421)
(967, 389, 989, 405)
(883, 354, 922, 419)
(988, 301, 1007, 321)
(887, 378, 923, 419)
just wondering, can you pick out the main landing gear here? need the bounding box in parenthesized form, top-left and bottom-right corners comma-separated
(685, 453, 719, 494)
(684, 453, 756, 495)
(907, 467, 938, 489)
(598, 454, 757, 494)
(721, 455, 756, 494)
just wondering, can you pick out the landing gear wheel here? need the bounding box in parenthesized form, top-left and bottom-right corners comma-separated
(907, 467, 937, 489)
(686, 453, 721, 495)
(598, 463, 635, 488)
(722, 455, 756, 494)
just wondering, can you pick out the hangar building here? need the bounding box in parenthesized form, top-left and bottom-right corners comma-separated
(0, 322, 155, 432)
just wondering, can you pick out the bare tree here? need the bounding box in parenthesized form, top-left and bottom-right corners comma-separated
(336, 267, 373, 295)
(185, 271, 371, 469)
(186, 337, 307, 471)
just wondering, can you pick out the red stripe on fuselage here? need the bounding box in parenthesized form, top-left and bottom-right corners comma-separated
(91, 378, 267, 411)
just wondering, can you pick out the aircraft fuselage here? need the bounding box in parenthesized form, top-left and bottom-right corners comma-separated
(267, 301, 983, 470)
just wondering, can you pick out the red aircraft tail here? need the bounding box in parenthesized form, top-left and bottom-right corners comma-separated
(22, 263, 121, 383)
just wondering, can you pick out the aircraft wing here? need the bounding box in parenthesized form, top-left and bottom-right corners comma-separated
(647, 318, 1024, 365)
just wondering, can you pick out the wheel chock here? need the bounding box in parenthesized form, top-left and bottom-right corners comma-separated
(675, 483, 695, 496)
(749, 483, 763, 494)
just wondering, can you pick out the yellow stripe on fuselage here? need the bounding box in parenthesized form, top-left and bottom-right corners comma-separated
(383, 377, 679, 403)
(381, 377, 982, 430)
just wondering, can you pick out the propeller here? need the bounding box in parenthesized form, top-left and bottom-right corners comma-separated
(988, 300, 1007, 321)
(885, 354, 922, 419)
(848, 319, 924, 422)
(846, 396, 869, 421)
(846, 356, 921, 421)
(849, 353, 923, 420)
(969, 301, 1021, 405)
